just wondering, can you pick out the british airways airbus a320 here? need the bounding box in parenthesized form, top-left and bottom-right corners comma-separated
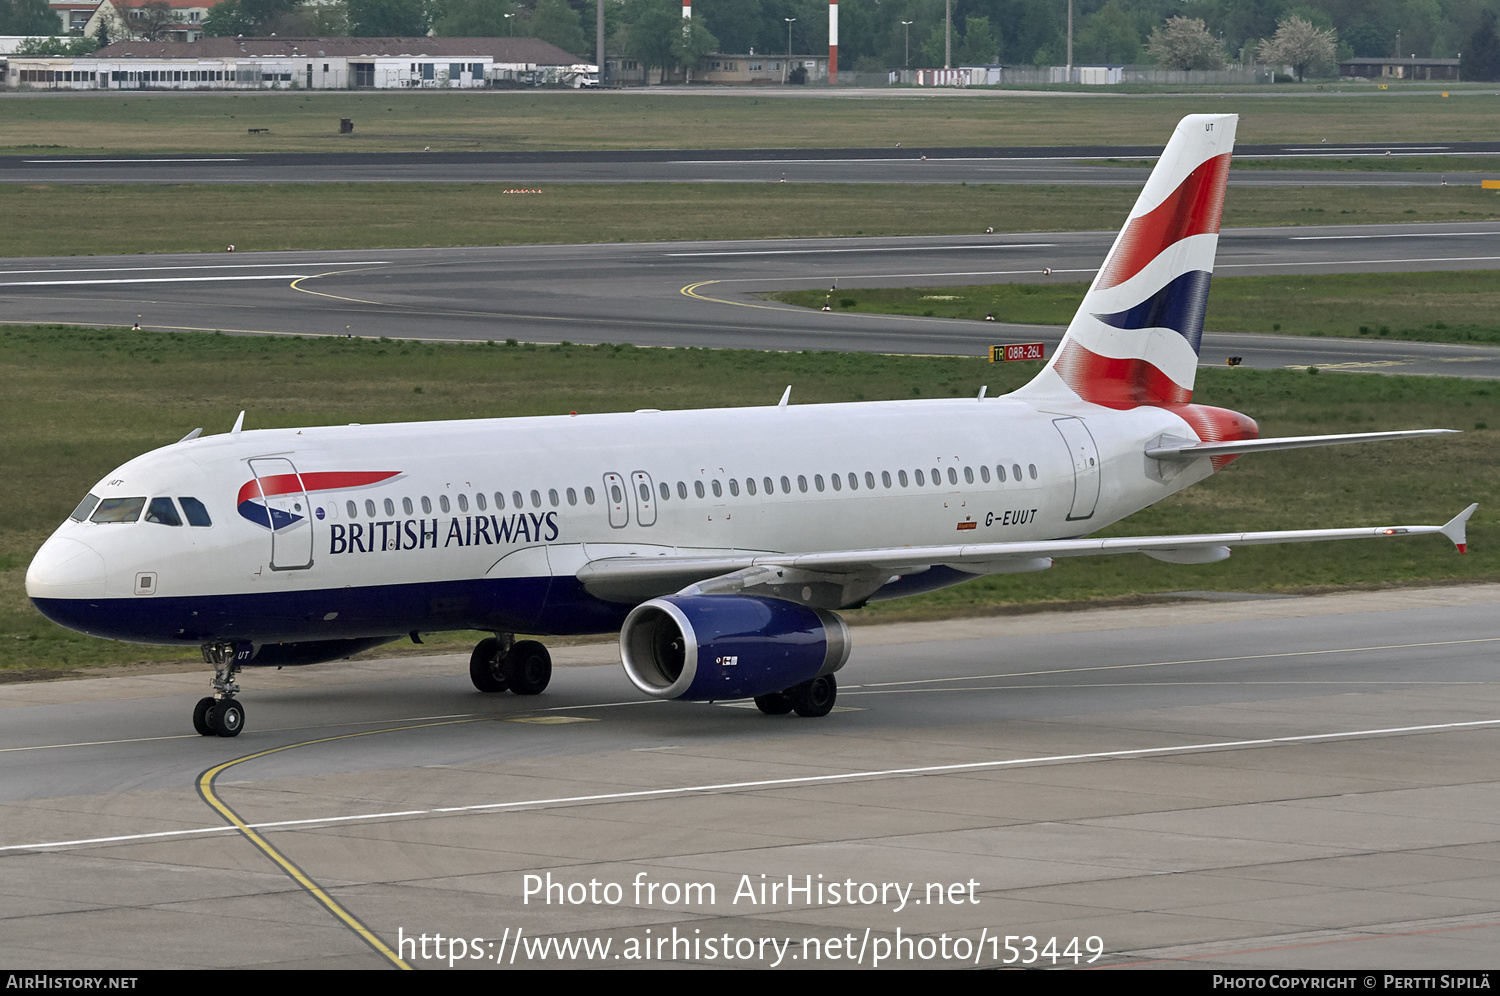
(27, 115, 1475, 737)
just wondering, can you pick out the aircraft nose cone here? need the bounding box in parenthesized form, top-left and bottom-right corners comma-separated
(26, 535, 107, 599)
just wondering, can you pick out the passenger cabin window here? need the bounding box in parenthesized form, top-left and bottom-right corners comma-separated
(457, 494, 469, 512)
(365, 499, 377, 517)
(422, 496, 433, 514)
(403, 497, 414, 515)
(145, 497, 182, 526)
(439, 495, 451, 513)
(677, 482, 688, 499)
(513, 491, 524, 509)
(347, 500, 358, 518)
(569, 488, 579, 506)
(585, 487, 596, 504)
(70, 493, 100, 522)
(385, 498, 396, 515)
(694, 481, 705, 499)
(179, 497, 212, 526)
(91, 497, 146, 523)
(494, 492, 505, 509)
(476, 492, 487, 511)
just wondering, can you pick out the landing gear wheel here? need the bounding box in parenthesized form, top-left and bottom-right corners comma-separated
(789, 674, 837, 718)
(754, 692, 794, 715)
(212, 698, 245, 738)
(192, 696, 217, 736)
(504, 640, 552, 696)
(469, 637, 509, 693)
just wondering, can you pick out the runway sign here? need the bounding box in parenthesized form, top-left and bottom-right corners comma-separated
(990, 343, 1045, 362)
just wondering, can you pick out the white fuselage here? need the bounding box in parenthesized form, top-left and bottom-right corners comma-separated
(26, 394, 1214, 647)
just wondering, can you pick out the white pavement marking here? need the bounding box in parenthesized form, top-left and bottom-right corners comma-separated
(5, 717, 1498, 854)
(0, 275, 311, 288)
(669, 243, 1054, 257)
(1291, 231, 1500, 241)
(0, 261, 391, 275)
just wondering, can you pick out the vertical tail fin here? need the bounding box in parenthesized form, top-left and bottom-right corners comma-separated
(1016, 114, 1237, 408)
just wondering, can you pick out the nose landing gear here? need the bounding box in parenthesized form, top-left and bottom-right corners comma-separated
(194, 641, 251, 737)
(470, 634, 552, 696)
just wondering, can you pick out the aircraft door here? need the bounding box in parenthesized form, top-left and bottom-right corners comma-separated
(1052, 417, 1100, 521)
(630, 471, 657, 526)
(603, 472, 630, 528)
(248, 457, 314, 570)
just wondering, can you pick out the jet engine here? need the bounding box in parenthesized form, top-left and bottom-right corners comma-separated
(619, 595, 849, 701)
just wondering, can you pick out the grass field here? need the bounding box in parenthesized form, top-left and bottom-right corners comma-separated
(3, 324, 1494, 676)
(771, 272, 1500, 346)
(2, 90, 1499, 154)
(5, 182, 1500, 257)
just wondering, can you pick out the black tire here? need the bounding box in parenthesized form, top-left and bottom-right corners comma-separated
(193, 696, 216, 736)
(213, 698, 245, 738)
(504, 640, 551, 695)
(754, 692, 794, 715)
(789, 674, 837, 718)
(469, 637, 508, 693)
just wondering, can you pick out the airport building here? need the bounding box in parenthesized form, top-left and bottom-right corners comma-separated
(3, 36, 588, 90)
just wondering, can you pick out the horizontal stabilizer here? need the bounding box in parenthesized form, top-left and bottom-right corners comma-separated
(1146, 428, 1458, 461)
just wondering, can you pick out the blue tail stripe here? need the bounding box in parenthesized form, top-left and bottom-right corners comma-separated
(1091, 269, 1212, 354)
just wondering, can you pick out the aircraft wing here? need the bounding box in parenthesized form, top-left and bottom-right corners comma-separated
(576, 504, 1477, 607)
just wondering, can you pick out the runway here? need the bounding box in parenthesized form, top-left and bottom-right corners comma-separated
(2, 141, 1492, 185)
(5, 222, 1500, 377)
(3, 584, 1498, 968)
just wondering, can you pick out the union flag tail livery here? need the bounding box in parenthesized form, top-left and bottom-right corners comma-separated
(1017, 113, 1235, 408)
(26, 114, 1470, 739)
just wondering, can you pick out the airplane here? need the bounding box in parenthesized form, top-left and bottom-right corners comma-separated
(26, 113, 1475, 738)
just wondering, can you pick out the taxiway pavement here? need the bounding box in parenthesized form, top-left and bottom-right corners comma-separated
(4, 223, 1500, 377)
(3, 584, 1498, 968)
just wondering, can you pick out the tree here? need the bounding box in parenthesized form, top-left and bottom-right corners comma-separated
(1462, 10, 1500, 82)
(1147, 16, 1226, 70)
(347, 0, 428, 36)
(957, 15, 998, 66)
(1, 0, 62, 35)
(127, 0, 184, 41)
(1075, 0, 1140, 65)
(531, 0, 587, 58)
(618, 0, 679, 82)
(1258, 16, 1337, 82)
(16, 33, 101, 54)
(673, 16, 718, 77)
(203, 0, 304, 36)
(431, 0, 511, 37)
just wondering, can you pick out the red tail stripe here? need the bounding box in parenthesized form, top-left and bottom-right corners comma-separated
(236, 470, 400, 506)
(1053, 340, 1192, 408)
(1097, 153, 1232, 291)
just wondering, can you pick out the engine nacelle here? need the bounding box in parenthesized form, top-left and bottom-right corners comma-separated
(619, 595, 850, 701)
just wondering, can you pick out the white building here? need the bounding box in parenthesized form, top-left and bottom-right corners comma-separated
(4, 36, 586, 90)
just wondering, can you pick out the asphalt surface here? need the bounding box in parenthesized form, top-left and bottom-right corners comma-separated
(3, 585, 1497, 968)
(5, 222, 1500, 377)
(1, 141, 1493, 185)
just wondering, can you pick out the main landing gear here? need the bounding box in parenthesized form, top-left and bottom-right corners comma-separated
(194, 641, 249, 737)
(754, 674, 837, 718)
(470, 634, 552, 696)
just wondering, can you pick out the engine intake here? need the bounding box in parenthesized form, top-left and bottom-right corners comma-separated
(620, 595, 850, 701)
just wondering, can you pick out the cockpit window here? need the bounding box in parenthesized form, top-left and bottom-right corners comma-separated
(145, 497, 183, 526)
(90, 497, 146, 523)
(179, 497, 212, 527)
(69, 493, 100, 522)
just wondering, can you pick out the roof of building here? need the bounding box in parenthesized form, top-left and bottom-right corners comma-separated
(91, 36, 586, 62)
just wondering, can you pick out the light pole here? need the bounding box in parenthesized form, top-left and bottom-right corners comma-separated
(901, 20, 912, 68)
(504, 12, 513, 36)
(784, 17, 795, 83)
